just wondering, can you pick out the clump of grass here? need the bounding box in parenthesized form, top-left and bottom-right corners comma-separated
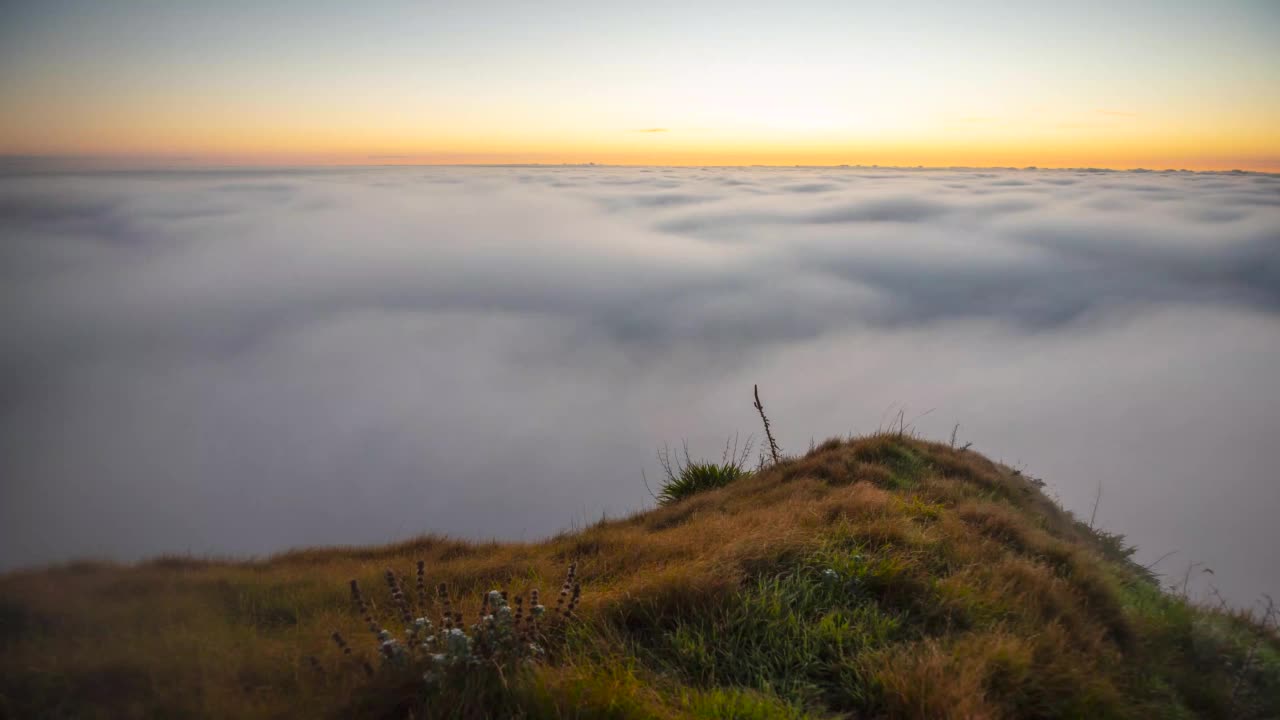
(654, 437, 753, 506)
(631, 559, 909, 711)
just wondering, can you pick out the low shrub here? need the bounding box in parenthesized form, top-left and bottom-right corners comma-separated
(324, 562, 583, 718)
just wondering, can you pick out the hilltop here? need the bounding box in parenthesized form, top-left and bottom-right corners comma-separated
(2, 434, 1277, 719)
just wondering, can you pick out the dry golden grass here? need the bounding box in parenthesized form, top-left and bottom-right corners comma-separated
(2, 435, 1276, 719)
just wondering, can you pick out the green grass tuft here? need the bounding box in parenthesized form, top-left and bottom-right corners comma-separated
(653, 437, 755, 506)
(658, 463, 748, 506)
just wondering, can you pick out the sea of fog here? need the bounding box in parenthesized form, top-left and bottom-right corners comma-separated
(2, 165, 1277, 606)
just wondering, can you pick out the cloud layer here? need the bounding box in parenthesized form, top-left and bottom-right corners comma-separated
(2, 165, 1278, 605)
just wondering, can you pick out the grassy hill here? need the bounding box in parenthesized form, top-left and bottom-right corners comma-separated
(2, 434, 1277, 719)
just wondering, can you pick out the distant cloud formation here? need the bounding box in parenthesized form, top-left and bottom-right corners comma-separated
(633, 128, 670, 133)
(1, 165, 1277, 605)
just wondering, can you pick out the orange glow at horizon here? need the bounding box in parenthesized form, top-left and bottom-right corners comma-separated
(5, 96, 1277, 171)
(3, 2, 1278, 172)
(9, 140, 1277, 173)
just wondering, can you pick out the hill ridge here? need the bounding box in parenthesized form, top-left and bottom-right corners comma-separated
(2, 434, 1277, 719)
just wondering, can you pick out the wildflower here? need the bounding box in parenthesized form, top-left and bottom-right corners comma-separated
(565, 582, 582, 616)
(555, 563, 579, 617)
(446, 627, 470, 656)
(324, 562, 582, 687)
(527, 589, 543, 633)
(330, 630, 352, 655)
(437, 582, 453, 630)
(386, 569, 414, 626)
(350, 579, 378, 635)
(416, 560, 427, 609)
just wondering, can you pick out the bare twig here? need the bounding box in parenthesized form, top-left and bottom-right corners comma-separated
(881, 406, 934, 438)
(1088, 480, 1103, 530)
(1141, 550, 1178, 573)
(639, 468, 658, 502)
(1175, 562, 1211, 598)
(719, 432, 754, 471)
(950, 423, 959, 449)
(1208, 585, 1231, 612)
(657, 443, 680, 484)
(753, 384, 781, 464)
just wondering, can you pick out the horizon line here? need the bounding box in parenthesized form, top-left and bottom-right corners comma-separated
(2, 155, 1276, 176)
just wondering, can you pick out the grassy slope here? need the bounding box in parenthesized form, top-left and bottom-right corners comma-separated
(2, 435, 1277, 719)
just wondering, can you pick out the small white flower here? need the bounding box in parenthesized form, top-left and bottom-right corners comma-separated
(446, 627, 470, 656)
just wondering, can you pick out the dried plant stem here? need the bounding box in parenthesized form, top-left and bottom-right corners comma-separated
(349, 580, 378, 636)
(438, 582, 453, 629)
(1088, 481, 1103, 530)
(416, 560, 427, 610)
(753, 384, 781, 464)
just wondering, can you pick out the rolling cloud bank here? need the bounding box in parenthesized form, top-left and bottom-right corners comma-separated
(2, 165, 1277, 605)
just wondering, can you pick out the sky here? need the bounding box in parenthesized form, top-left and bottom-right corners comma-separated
(1, 0, 1279, 170)
(2, 165, 1277, 608)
